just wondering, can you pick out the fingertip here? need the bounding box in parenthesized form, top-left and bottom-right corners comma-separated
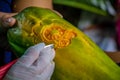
(2, 17, 16, 27)
(24, 43, 46, 56)
(33, 42, 45, 49)
(40, 47, 55, 61)
(8, 17, 16, 27)
(18, 43, 46, 66)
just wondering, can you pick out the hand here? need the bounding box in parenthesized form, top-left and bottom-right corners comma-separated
(3, 43, 55, 80)
(0, 12, 16, 28)
(0, 12, 16, 49)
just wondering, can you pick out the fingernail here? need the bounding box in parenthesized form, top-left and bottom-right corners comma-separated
(6, 17, 14, 23)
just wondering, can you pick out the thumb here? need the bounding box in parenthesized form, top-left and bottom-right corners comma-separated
(1, 13, 17, 28)
(1, 17, 16, 28)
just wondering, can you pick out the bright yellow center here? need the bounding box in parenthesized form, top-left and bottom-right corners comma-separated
(40, 23, 76, 48)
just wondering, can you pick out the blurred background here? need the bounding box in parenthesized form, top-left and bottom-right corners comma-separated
(53, 0, 119, 52)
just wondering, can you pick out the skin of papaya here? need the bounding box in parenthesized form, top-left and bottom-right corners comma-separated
(7, 7, 120, 80)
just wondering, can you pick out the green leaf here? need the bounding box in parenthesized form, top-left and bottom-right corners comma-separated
(53, 0, 115, 16)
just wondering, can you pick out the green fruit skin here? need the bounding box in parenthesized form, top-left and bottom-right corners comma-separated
(7, 7, 120, 80)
